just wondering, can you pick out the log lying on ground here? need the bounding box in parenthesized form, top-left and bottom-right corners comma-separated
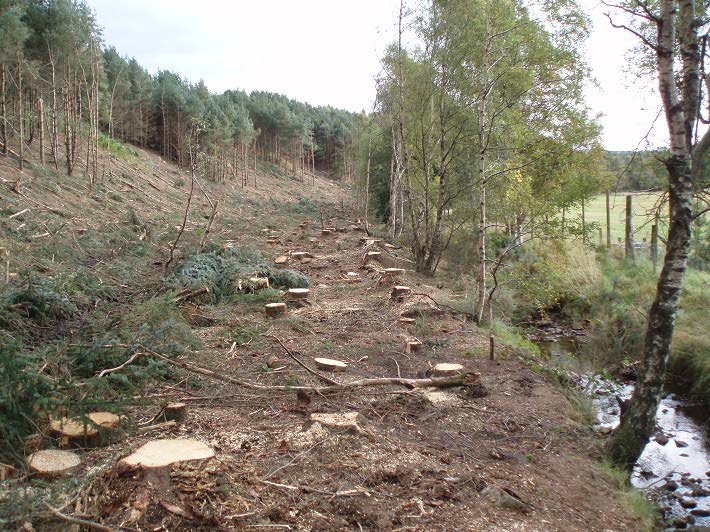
(430, 363, 465, 377)
(286, 288, 309, 301)
(164, 403, 187, 423)
(120, 439, 214, 469)
(173, 286, 209, 303)
(265, 303, 287, 318)
(26, 449, 81, 477)
(314, 357, 348, 372)
(148, 351, 480, 393)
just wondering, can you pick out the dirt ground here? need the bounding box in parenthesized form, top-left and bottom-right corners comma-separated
(0, 147, 646, 531)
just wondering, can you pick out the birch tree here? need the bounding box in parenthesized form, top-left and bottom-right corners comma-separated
(606, 0, 709, 467)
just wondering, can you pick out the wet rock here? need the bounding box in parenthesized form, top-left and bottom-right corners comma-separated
(655, 434, 670, 446)
(675, 440, 690, 448)
(686, 526, 710, 532)
(674, 516, 690, 529)
(680, 497, 698, 509)
(665, 480, 679, 491)
(691, 509, 710, 517)
(691, 486, 710, 497)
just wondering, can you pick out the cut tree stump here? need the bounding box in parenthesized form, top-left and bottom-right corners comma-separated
(120, 439, 214, 469)
(265, 303, 287, 318)
(0, 463, 15, 481)
(406, 340, 423, 354)
(50, 417, 98, 441)
(286, 288, 309, 301)
(26, 449, 80, 477)
(399, 317, 416, 325)
(430, 363, 465, 377)
(363, 251, 382, 265)
(246, 277, 270, 291)
(391, 286, 412, 300)
(384, 268, 405, 277)
(164, 403, 187, 423)
(321, 229, 333, 235)
(314, 358, 348, 372)
(291, 251, 313, 261)
(274, 255, 289, 264)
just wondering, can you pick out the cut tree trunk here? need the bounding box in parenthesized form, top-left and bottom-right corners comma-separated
(286, 288, 309, 301)
(163, 403, 187, 423)
(430, 363, 465, 377)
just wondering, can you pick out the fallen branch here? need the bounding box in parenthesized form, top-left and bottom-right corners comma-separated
(137, 420, 177, 433)
(173, 286, 209, 303)
(164, 160, 195, 275)
(147, 350, 479, 393)
(42, 502, 114, 531)
(97, 352, 143, 378)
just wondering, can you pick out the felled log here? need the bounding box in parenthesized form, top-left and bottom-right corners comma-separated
(120, 439, 214, 469)
(313, 357, 348, 372)
(149, 350, 481, 393)
(265, 303, 287, 318)
(26, 449, 81, 477)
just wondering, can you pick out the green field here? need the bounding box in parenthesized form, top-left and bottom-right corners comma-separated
(570, 192, 665, 245)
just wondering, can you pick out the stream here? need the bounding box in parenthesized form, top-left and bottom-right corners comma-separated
(537, 337, 710, 530)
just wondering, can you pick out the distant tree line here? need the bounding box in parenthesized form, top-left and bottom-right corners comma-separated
(603, 150, 667, 191)
(0, 0, 356, 184)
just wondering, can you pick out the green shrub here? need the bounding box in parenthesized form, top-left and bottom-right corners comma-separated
(269, 268, 310, 289)
(0, 340, 56, 462)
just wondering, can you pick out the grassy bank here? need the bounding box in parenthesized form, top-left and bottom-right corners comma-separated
(500, 240, 710, 406)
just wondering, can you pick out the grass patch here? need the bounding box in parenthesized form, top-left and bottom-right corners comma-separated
(598, 460, 659, 531)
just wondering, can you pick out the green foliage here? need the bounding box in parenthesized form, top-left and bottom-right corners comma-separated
(268, 268, 310, 289)
(167, 247, 310, 301)
(97, 132, 139, 161)
(0, 340, 55, 462)
(598, 460, 659, 530)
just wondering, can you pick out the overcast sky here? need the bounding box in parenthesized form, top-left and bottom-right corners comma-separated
(86, 0, 665, 151)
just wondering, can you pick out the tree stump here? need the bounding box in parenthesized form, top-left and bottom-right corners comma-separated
(286, 288, 309, 301)
(247, 277, 270, 291)
(50, 416, 98, 445)
(384, 268, 405, 277)
(406, 340, 423, 354)
(321, 229, 333, 236)
(274, 255, 289, 264)
(265, 303, 287, 318)
(0, 463, 15, 481)
(120, 439, 214, 469)
(313, 357, 348, 372)
(399, 317, 416, 325)
(164, 403, 187, 423)
(430, 363, 465, 377)
(291, 251, 312, 261)
(26, 449, 81, 477)
(363, 251, 382, 266)
(391, 285, 412, 300)
(267, 237, 279, 245)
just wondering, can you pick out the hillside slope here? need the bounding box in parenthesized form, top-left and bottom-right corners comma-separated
(0, 147, 646, 530)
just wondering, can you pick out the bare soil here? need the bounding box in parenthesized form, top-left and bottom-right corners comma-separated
(0, 147, 646, 531)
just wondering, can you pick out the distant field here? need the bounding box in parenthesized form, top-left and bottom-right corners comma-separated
(569, 192, 665, 245)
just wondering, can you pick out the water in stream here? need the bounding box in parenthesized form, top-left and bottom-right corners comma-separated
(538, 338, 710, 529)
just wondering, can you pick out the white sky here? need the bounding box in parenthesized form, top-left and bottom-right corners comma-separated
(86, 0, 666, 151)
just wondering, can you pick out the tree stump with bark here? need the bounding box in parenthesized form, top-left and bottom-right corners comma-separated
(406, 340, 423, 354)
(391, 285, 412, 300)
(164, 403, 187, 423)
(274, 255, 289, 264)
(26, 449, 81, 477)
(265, 303, 287, 318)
(286, 288, 309, 301)
(430, 363, 465, 377)
(314, 358, 347, 372)
(120, 439, 214, 469)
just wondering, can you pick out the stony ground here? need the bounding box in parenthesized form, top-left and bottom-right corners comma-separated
(0, 147, 648, 531)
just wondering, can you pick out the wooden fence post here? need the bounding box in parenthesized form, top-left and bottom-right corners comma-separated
(625, 195, 635, 261)
(605, 190, 611, 248)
